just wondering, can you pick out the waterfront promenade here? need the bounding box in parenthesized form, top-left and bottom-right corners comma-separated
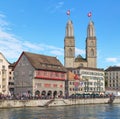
(0, 96, 120, 108)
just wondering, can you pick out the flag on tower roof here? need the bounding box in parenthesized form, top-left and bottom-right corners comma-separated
(66, 10, 70, 16)
(88, 12, 92, 17)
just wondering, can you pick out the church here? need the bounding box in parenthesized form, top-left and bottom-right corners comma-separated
(64, 18, 97, 68)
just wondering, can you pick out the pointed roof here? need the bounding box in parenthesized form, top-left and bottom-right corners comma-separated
(65, 19, 74, 37)
(0, 52, 10, 64)
(67, 19, 73, 25)
(75, 55, 86, 62)
(15, 51, 67, 72)
(87, 20, 95, 37)
(105, 66, 120, 71)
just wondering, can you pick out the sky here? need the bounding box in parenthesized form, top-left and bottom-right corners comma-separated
(0, 0, 120, 69)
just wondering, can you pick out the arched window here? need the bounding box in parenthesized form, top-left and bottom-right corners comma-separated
(35, 90, 40, 96)
(69, 48, 73, 57)
(90, 49, 94, 57)
(41, 90, 46, 96)
(47, 90, 52, 96)
(53, 91, 57, 98)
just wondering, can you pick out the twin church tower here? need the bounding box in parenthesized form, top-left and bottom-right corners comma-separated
(64, 18, 97, 68)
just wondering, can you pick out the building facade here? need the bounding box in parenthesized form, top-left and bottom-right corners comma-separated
(65, 71, 81, 97)
(14, 52, 67, 98)
(8, 62, 15, 95)
(0, 53, 10, 95)
(64, 20, 97, 68)
(68, 67, 105, 94)
(105, 66, 120, 91)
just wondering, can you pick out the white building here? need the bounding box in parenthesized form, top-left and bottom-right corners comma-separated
(68, 67, 105, 94)
(8, 63, 15, 95)
(0, 53, 10, 95)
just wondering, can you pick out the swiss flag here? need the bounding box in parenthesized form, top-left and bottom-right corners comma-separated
(66, 10, 70, 15)
(74, 74, 79, 80)
(88, 12, 92, 17)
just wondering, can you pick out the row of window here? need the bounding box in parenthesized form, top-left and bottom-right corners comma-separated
(106, 76, 119, 79)
(108, 84, 119, 87)
(106, 72, 120, 76)
(35, 83, 63, 88)
(69, 81, 104, 86)
(73, 70, 103, 76)
(82, 76, 103, 80)
(36, 70, 65, 78)
(0, 70, 12, 75)
(108, 80, 119, 83)
(40, 63, 61, 70)
(81, 71, 103, 76)
(69, 87, 104, 92)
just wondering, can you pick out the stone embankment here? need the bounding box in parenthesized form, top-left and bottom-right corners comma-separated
(0, 97, 120, 108)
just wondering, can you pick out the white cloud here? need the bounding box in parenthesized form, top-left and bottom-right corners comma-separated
(106, 58, 118, 62)
(23, 41, 44, 51)
(0, 13, 9, 30)
(116, 63, 120, 66)
(47, 1, 64, 13)
(55, 1, 64, 9)
(50, 50, 63, 56)
(0, 12, 86, 64)
(0, 13, 64, 63)
(75, 47, 85, 56)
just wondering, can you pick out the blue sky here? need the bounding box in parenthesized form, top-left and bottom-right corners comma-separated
(0, 0, 120, 69)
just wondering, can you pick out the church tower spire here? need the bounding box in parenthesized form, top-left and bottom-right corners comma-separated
(64, 19, 75, 68)
(66, 20, 74, 37)
(87, 21, 95, 37)
(86, 20, 97, 68)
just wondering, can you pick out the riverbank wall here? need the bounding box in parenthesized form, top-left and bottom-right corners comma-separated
(0, 97, 120, 108)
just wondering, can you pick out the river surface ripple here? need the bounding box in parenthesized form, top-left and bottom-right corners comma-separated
(0, 104, 120, 119)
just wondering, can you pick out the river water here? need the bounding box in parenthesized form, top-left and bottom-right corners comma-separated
(0, 104, 120, 119)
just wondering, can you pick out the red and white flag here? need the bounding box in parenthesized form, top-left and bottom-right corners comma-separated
(88, 12, 92, 17)
(74, 74, 79, 80)
(66, 10, 70, 15)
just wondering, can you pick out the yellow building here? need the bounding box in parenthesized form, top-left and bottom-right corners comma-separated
(0, 52, 10, 95)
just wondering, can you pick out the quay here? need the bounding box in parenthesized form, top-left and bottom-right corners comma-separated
(0, 97, 120, 108)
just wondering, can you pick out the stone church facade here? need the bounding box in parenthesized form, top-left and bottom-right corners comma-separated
(64, 19, 97, 68)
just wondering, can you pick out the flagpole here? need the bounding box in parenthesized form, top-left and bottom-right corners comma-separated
(66, 10, 70, 20)
(88, 12, 92, 21)
(68, 14, 70, 20)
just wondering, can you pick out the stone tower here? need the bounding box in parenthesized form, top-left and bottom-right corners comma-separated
(64, 20, 75, 68)
(86, 21, 97, 68)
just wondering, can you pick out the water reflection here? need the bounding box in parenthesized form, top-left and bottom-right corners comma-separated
(0, 104, 120, 119)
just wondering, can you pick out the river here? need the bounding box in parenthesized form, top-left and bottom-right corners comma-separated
(0, 104, 120, 119)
